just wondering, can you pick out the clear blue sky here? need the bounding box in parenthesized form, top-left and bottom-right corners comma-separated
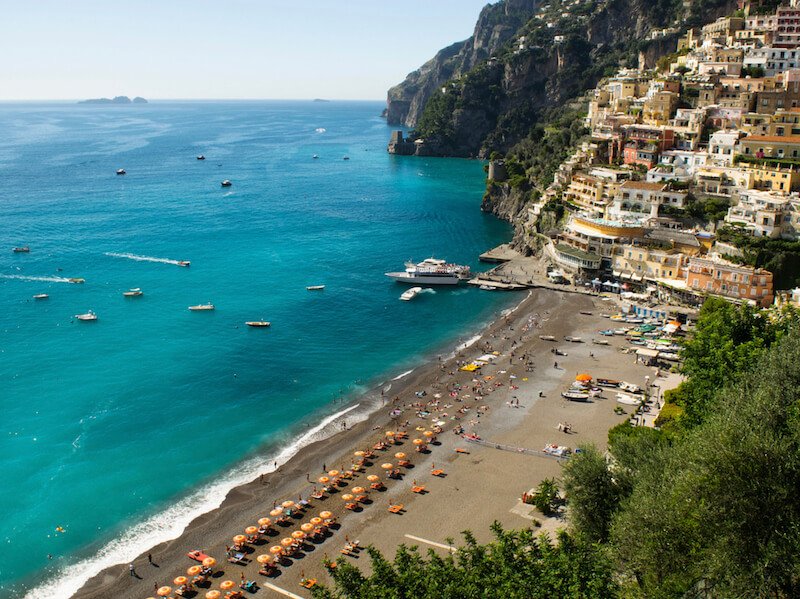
(1, 0, 493, 100)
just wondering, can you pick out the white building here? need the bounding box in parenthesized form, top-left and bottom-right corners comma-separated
(708, 130, 743, 165)
(725, 189, 800, 238)
(609, 181, 688, 220)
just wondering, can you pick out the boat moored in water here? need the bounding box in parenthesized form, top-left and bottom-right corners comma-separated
(68, 278, 85, 284)
(400, 286, 423, 301)
(385, 257, 470, 286)
(245, 321, 271, 328)
(188, 303, 215, 311)
(75, 310, 97, 321)
(12, 246, 30, 253)
(196, 155, 205, 160)
(116, 169, 126, 175)
(220, 180, 232, 187)
(306, 285, 325, 291)
(123, 288, 143, 297)
(33, 293, 49, 300)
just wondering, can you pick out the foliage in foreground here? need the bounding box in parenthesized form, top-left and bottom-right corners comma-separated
(311, 524, 616, 599)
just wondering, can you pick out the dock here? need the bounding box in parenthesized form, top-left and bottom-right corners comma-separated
(479, 243, 519, 263)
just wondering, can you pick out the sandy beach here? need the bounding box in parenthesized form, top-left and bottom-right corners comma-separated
(73, 288, 664, 599)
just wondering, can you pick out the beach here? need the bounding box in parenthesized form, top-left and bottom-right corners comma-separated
(72, 287, 665, 599)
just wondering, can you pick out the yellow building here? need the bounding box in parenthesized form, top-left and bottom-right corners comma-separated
(612, 245, 688, 282)
(643, 91, 679, 125)
(743, 162, 800, 193)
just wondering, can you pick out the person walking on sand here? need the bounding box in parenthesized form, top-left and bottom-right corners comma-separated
(129, 563, 135, 577)
(322, 462, 326, 472)
(148, 553, 152, 565)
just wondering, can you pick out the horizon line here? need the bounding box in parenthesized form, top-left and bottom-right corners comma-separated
(0, 97, 386, 103)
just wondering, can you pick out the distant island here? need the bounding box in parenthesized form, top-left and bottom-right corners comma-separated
(312, 98, 330, 103)
(78, 96, 148, 105)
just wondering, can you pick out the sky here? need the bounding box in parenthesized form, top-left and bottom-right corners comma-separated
(0, 0, 493, 101)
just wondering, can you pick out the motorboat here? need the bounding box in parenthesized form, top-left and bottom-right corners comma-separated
(123, 288, 143, 297)
(343, 156, 350, 160)
(479, 284, 497, 290)
(619, 381, 641, 394)
(599, 329, 614, 336)
(220, 180, 232, 187)
(12, 246, 30, 253)
(564, 336, 583, 343)
(196, 155, 206, 160)
(562, 391, 590, 402)
(592, 338, 610, 345)
(245, 321, 271, 328)
(306, 285, 325, 291)
(68, 278, 85, 284)
(596, 378, 621, 387)
(385, 257, 470, 286)
(312, 154, 319, 159)
(178, 261, 191, 267)
(188, 303, 215, 311)
(75, 311, 97, 321)
(116, 169, 126, 175)
(400, 286, 423, 301)
(33, 293, 49, 300)
(539, 335, 556, 341)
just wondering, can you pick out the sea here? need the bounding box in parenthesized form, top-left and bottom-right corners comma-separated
(0, 100, 514, 597)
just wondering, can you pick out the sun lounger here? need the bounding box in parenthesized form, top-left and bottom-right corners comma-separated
(355, 494, 368, 503)
(300, 578, 317, 589)
(345, 502, 358, 510)
(455, 448, 469, 454)
(412, 485, 426, 493)
(388, 504, 404, 514)
(227, 552, 247, 565)
(259, 565, 277, 576)
(431, 469, 444, 477)
(225, 591, 244, 599)
(397, 459, 410, 467)
(240, 580, 257, 592)
(186, 550, 210, 562)
(310, 491, 325, 499)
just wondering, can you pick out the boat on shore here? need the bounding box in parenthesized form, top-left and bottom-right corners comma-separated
(562, 391, 590, 402)
(539, 335, 556, 341)
(188, 303, 215, 311)
(221, 180, 232, 187)
(33, 293, 49, 300)
(12, 246, 30, 253)
(245, 321, 271, 328)
(592, 338, 610, 345)
(306, 285, 325, 291)
(564, 336, 583, 343)
(400, 286, 423, 301)
(386, 257, 470, 286)
(596, 378, 621, 387)
(68, 278, 85, 284)
(123, 288, 143, 297)
(75, 310, 97, 321)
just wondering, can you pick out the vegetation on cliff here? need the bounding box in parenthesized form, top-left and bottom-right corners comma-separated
(716, 227, 800, 290)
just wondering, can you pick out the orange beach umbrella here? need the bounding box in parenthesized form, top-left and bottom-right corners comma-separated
(258, 517, 271, 527)
(354, 450, 365, 457)
(205, 591, 221, 599)
(352, 486, 365, 494)
(270, 508, 283, 517)
(423, 430, 434, 438)
(173, 576, 188, 586)
(318, 476, 330, 484)
(394, 452, 406, 459)
(301, 522, 314, 532)
(341, 493, 354, 501)
(310, 516, 323, 525)
(367, 474, 380, 482)
(269, 545, 283, 555)
(157, 587, 172, 597)
(281, 500, 295, 509)
(202, 557, 216, 568)
(381, 463, 393, 470)
(257, 554, 273, 564)
(385, 431, 395, 437)
(412, 438, 424, 446)
(245, 526, 258, 535)
(281, 537, 294, 547)
(576, 373, 592, 382)
(327, 469, 340, 477)
(233, 534, 247, 545)
(220, 580, 235, 591)
(319, 511, 333, 519)
(187, 565, 202, 576)
(292, 530, 306, 539)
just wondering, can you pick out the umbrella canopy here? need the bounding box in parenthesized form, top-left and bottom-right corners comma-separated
(423, 431, 434, 438)
(319, 511, 333, 519)
(352, 486, 366, 494)
(245, 526, 258, 535)
(366, 474, 380, 482)
(281, 500, 295, 509)
(220, 580, 235, 591)
(318, 476, 330, 484)
(327, 469, 340, 477)
(258, 517, 271, 527)
(281, 537, 294, 547)
(206, 591, 221, 599)
(173, 576, 188, 586)
(394, 452, 406, 459)
(301, 522, 314, 532)
(576, 373, 592, 382)
(354, 450, 365, 457)
(202, 557, 216, 567)
(257, 553, 273, 564)
(385, 431, 395, 437)
(412, 438, 424, 445)
(157, 587, 172, 597)
(187, 565, 202, 576)
(381, 463, 393, 470)
(233, 534, 246, 545)
(269, 545, 283, 555)
(341, 493, 354, 501)
(291, 530, 306, 539)
(270, 508, 283, 517)
(310, 517, 323, 525)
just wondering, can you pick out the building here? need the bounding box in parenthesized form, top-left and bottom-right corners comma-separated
(775, 3, 800, 47)
(744, 162, 800, 193)
(738, 134, 800, 159)
(726, 189, 799, 238)
(686, 256, 774, 307)
(609, 181, 687, 219)
(613, 244, 689, 284)
(642, 91, 679, 125)
(620, 126, 675, 168)
(709, 130, 743, 165)
(562, 168, 629, 214)
(555, 216, 647, 272)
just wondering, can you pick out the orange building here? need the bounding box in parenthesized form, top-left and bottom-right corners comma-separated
(686, 257, 774, 307)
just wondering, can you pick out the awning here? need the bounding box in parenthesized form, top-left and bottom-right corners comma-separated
(612, 270, 622, 277)
(621, 272, 633, 280)
(636, 348, 660, 358)
(631, 273, 644, 281)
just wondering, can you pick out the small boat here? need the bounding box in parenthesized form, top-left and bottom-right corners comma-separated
(116, 169, 126, 175)
(12, 246, 30, 253)
(596, 378, 621, 387)
(592, 339, 610, 345)
(33, 293, 49, 300)
(196, 155, 205, 160)
(479, 284, 497, 290)
(613, 328, 629, 335)
(221, 180, 232, 187)
(539, 335, 556, 341)
(579, 311, 593, 316)
(75, 311, 97, 321)
(178, 261, 191, 267)
(616, 394, 641, 405)
(123, 288, 143, 297)
(188, 303, 215, 311)
(599, 329, 614, 336)
(400, 286, 423, 301)
(68, 278, 85, 284)
(245, 321, 271, 328)
(619, 381, 641, 394)
(312, 154, 319, 159)
(564, 336, 583, 343)
(343, 156, 350, 160)
(306, 285, 325, 291)
(562, 391, 590, 402)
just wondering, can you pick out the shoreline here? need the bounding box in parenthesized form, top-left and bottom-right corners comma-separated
(20, 291, 526, 599)
(65, 286, 659, 599)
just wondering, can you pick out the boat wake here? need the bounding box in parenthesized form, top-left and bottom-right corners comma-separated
(22, 403, 364, 599)
(419, 288, 436, 295)
(315, 127, 326, 133)
(105, 252, 186, 266)
(0, 274, 73, 283)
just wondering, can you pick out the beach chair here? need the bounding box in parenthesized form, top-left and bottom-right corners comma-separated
(455, 448, 469, 454)
(412, 485, 426, 494)
(397, 459, 411, 468)
(227, 552, 247, 565)
(355, 494, 368, 503)
(300, 578, 317, 589)
(345, 502, 358, 510)
(431, 468, 445, 477)
(310, 490, 325, 500)
(388, 504, 404, 514)
(241, 580, 257, 593)
(186, 550, 210, 562)
(370, 482, 383, 491)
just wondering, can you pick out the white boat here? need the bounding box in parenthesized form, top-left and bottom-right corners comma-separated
(245, 321, 270, 328)
(116, 168, 126, 175)
(12, 246, 30, 253)
(220, 180, 232, 187)
(616, 394, 641, 405)
(539, 335, 556, 341)
(188, 303, 215, 311)
(123, 288, 143, 297)
(312, 154, 319, 159)
(400, 286, 423, 301)
(386, 258, 470, 286)
(33, 293, 49, 300)
(562, 391, 590, 402)
(178, 261, 191, 267)
(619, 381, 641, 394)
(564, 336, 583, 343)
(306, 285, 325, 291)
(592, 338, 610, 345)
(75, 311, 97, 321)
(196, 155, 205, 160)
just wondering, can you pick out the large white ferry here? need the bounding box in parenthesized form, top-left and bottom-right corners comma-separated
(385, 258, 471, 286)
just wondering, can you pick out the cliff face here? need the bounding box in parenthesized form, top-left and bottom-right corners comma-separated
(386, 0, 541, 127)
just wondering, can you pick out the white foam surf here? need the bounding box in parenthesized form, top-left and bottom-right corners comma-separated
(392, 369, 415, 381)
(23, 403, 364, 599)
(105, 252, 186, 266)
(0, 274, 73, 283)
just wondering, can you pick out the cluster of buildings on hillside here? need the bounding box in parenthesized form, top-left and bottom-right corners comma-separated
(512, 0, 800, 309)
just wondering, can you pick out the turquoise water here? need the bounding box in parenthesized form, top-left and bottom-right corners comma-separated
(0, 101, 512, 595)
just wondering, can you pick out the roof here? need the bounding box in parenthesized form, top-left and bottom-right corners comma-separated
(741, 135, 800, 143)
(555, 244, 601, 263)
(620, 180, 667, 191)
(646, 229, 701, 248)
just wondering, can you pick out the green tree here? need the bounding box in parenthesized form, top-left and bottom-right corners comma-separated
(562, 445, 621, 542)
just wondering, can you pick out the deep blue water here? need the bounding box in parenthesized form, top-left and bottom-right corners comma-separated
(0, 100, 513, 596)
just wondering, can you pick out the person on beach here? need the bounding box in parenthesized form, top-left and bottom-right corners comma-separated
(322, 463, 326, 472)
(129, 563, 135, 576)
(147, 553, 152, 565)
